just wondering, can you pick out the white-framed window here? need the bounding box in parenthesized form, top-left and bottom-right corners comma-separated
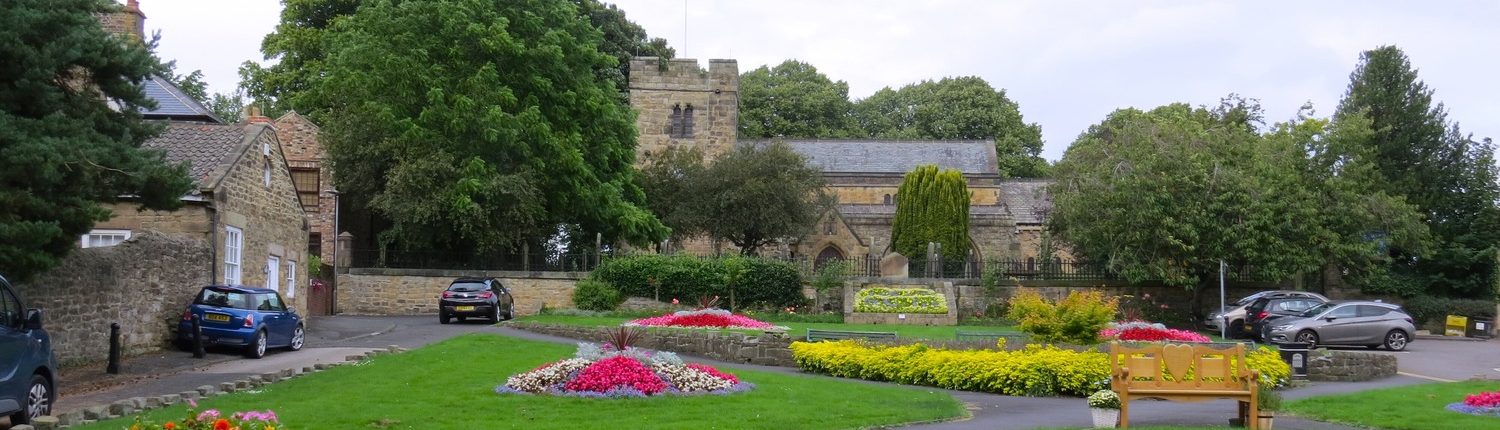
(224, 226, 243, 285)
(286, 260, 297, 299)
(80, 229, 131, 248)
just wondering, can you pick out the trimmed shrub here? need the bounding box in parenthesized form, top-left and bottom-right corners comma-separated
(589, 254, 803, 309)
(1401, 295, 1496, 327)
(854, 287, 949, 314)
(573, 279, 624, 311)
(1006, 289, 1118, 345)
(790, 340, 1292, 397)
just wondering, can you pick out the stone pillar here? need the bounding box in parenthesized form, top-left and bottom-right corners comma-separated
(335, 232, 353, 273)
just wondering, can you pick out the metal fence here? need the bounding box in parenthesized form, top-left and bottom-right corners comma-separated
(351, 248, 606, 272)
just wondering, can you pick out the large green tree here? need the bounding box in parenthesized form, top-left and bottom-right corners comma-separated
(306, 0, 666, 253)
(853, 77, 1048, 177)
(1334, 46, 1500, 297)
(1049, 100, 1329, 312)
(0, 0, 193, 281)
(890, 164, 971, 262)
(738, 60, 856, 139)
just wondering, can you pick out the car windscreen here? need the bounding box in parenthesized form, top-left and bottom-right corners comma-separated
(1298, 302, 1336, 318)
(196, 288, 252, 310)
(1235, 292, 1269, 305)
(447, 282, 488, 292)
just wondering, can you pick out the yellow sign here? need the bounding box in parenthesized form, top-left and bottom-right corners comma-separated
(1446, 315, 1468, 337)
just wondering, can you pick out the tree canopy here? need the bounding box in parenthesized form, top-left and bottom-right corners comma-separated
(738, 60, 856, 139)
(890, 165, 971, 262)
(1334, 46, 1500, 298)
(306, 0, 667, 252)
(638, 143, 832, 256)
(0, 0, 193, 281)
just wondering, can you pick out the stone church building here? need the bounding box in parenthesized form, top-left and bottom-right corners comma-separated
(628, 57, 1057, 265)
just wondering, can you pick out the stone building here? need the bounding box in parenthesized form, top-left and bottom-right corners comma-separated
(629, 58, 1060, 266)
(274, 112, 337, 266)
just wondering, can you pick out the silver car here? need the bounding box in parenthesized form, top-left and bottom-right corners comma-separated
(1263, 300, 1416, 351)
(1204, 290, 1328, 338)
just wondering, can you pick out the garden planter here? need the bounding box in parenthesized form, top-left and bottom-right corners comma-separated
(1256, 413, 1275, 430)
(1090, 407, 1119, 428)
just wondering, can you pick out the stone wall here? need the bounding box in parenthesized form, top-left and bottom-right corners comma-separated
(509, 322, 797, 367)
(629, 58, 739, 163)
(336, 269, 583, 315)
(214, 124, 311, 316)
(1307, 350, 1398, 382)
(14, 232, 211, 366)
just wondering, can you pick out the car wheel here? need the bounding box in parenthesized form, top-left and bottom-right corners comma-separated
(1228, 320, 1245, 339)
(1384, 330, 1409, 351)
(1295, 330, 1319, 347)
(491, 306, 501, 322)
(439, 313, 451, 324)
(8, 374, 52, 425)
(288, 326, 305, 351)
(245, 330, 267, 359)
(504, 303, 515, 321)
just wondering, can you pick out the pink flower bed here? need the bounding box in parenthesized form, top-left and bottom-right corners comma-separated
(626, 308, 782, 330)
(1100, 321, 1212, 343)
(496, 342, 754, 398)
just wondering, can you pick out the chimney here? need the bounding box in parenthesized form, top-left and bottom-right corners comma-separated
(99, 0, 147, 43)
(246, 105, 273, 125)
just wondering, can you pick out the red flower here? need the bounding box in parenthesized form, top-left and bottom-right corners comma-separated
(564, 356, 668, 394)
(213, 418, 232, 430)
(1464, 391, 1500, 408)
(164, 423, 176, 430)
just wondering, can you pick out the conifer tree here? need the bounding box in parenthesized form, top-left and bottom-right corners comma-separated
(891, 165, 971, 262)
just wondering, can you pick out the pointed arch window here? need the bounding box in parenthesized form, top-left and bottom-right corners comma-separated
(668, 103, 695, 138)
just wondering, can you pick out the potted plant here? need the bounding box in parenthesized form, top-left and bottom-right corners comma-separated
(1087, 389, 1121, 428)
(1257, 384, 1282, 430)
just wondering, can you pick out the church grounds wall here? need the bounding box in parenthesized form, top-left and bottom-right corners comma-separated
(336, 269, 583, 316)
(13, 232, 211, 366)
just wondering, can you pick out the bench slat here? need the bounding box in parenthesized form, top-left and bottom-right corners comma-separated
(806, 329, 897, 342)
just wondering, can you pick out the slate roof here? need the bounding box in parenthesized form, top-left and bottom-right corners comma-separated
(143, 122, 250, 187)
(837, 204, 1008, 216)
(745, 139, 1000, 175)
(1000, 181, 1053, 224)
(141, 75, 223, 123)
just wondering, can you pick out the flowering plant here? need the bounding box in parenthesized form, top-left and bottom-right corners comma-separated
(128, 399, 282, 430)
(625, 308, 786, 330)
(1100, 321, 1211, 343)
(1447, 390, 1500, 417)
(497, 340, 754, 398)
(1087, 389, 1120, 409)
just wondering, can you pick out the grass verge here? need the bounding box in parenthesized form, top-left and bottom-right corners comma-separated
(1286, 379, 1500, 430)
(72, 333, 965, 430)
(517, 314, 1021, 340)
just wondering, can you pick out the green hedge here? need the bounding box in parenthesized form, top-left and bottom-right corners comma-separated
(589, 254, 804, 309)
(572, 279, 624, 311)
(1401, 295, 1496, 326)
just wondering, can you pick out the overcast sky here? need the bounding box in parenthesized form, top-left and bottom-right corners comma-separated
(144, 0, 1498, 161)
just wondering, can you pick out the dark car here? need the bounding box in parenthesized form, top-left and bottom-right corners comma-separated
(1245, 295, 1327, 340)
(439, 277, 514, 324)
(0, 275, 57, 425)
(1262, 301, 1417, 350)
(1204, 290, 1328, 338)
(177, 286, 304, 359)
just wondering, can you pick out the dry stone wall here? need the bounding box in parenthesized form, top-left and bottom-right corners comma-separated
(1307, 350, 1398, 382)
(336, 269, 582, 316)
(13, 232, 211, 366)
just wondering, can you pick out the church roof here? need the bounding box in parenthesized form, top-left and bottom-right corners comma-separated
(746, 139, 1000, 176)
(1000, 181, 1053, 225)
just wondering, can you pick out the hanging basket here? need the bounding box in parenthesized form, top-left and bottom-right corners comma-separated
(1090, 407, 1120, 428)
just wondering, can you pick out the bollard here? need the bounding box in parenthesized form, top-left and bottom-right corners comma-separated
(106, 323, 121, 374)
(192, 315, 206, 358)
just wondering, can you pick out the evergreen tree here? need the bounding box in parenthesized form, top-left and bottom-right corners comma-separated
(891, 165, 971, 262)
(0, 0, 193, 281)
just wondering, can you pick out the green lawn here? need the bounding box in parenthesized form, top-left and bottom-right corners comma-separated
(1286, 379, 1500, 430)
(516, 314, 1023, 340)
(73, 333, 966, 430)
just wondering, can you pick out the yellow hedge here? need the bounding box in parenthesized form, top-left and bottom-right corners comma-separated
(790, 341, 1292, 397)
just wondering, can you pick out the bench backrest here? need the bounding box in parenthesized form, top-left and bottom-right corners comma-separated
(954, 331, 1027, 343)
(806, 329, 898, 342)
(1108, 342, 1254, 392)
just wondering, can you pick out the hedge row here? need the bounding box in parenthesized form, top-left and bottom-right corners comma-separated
(589, 254, 804, 309)
(1401, 295, 1497, 326)
(790, 341, 1291, 397)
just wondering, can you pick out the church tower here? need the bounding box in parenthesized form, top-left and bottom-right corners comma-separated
(628, 58, 739, 165)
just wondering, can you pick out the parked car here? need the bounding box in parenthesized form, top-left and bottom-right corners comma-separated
(1244, 294, 1328, 340)
(439, 277, 514, 324)
(1262, 300, 1416, 350)
(0, 274, 57, 425)
(1204, 290, 1328, 338)
(177, 286, 304, 359)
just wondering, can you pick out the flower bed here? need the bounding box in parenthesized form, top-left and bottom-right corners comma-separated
(128, 399, 281, 430)
(625, 308, 785, 330)
(1100, 321, 1212, 343)
(853, 287, 949, 314)
(1446, 390, 1500, 418)
(496, 341, 754, 398)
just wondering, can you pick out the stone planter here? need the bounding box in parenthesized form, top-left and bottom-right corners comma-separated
(1090, 407, 1119, 428)
(843, 281, 959, 326)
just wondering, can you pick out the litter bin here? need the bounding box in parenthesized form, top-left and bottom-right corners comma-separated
(1467, 318, 1495, 339)
(1277, 342, 1310, 379)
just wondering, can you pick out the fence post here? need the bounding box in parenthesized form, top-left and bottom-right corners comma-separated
(522, 244, 530, 272)
(594, 233, 603, 271)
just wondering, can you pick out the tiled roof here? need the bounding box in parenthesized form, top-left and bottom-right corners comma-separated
(1000, 181, 1054, 224)
(143, 122, 248, 186)
(745, 139, 1000, 175)
(141, 75, 223, 123)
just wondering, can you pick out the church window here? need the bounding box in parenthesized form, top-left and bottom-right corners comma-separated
(668, 104, 695, 138)
(883, 194, 892, 205)
(824, 219, 835, 235)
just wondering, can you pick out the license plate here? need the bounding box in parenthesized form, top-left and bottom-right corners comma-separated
(204, 313, 230, 322)
(456, 306, 475, 312)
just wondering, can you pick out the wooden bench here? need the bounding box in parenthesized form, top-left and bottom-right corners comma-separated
(1109, 342, 1261, 429)
(806, 328, 898, 342)
(954, 330, 1027, 343)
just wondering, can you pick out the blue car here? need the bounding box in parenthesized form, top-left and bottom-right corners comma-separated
(177, 285, 304, 359)
(1, 274, 57, 425)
